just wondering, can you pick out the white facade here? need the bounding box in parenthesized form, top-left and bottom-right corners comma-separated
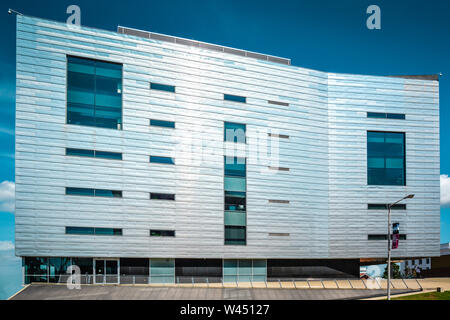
(15, 15, 440, 264)
(400, 258, 431, 273)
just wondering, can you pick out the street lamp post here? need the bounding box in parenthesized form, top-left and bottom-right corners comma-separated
(387, 194, 414, 300)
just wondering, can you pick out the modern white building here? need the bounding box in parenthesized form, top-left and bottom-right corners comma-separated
(400, 243, 450, 277)
(14, 15, 441, 284)
(400, 258, 431, 274)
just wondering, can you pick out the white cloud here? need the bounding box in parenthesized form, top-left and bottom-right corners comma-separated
(0, 241, 14, 251)
(0, 181, 15, 213)
(441, 175, 450, 208)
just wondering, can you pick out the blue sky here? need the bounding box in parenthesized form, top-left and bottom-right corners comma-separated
(0, 0, 449, 298)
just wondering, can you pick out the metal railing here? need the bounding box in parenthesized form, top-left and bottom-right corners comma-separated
(25, 274, 424, 290)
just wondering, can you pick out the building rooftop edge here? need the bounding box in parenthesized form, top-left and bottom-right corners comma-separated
(388, 74, 440, 81)
(12, 13, 440, 81)
(117, 25, 291, 66)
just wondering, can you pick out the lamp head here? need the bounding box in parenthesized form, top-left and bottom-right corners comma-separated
(8, 9, 12, 14)
(405, 194, 415, 199)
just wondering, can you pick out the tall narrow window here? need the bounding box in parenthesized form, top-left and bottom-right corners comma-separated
(67, 56, 122, 129)
(367, 131, 405, 186)
(224, 157, 247, 246)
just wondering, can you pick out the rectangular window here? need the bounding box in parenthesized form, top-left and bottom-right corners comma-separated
(224, 122, 246, 143)
(224, 94, 246, 103)
(367, 131, 406, 186)
(387, 113, 406, 120)
(225, 191, 246, 211)
(368, 204, 406, 210)
(268, 133, 290, 139)
(368, 234, 407, 240)
(94, 228, 123, 235)
(150, 230, 176, 237)
(268, 166, 290, 172)
(224, 157, 246, 177)
(95, 189, 123, 198)
(66, 227, 122, 236)
(150, 258, 175, 284)
(65, 187, 95, 197)
(268, 100, 289, 107)
(367, 112, 405, 120)
(150, 193, 175, 200)
(66, 226, 95, 235)
(150, 82, 175, 93)
(67, 56, 122, 130)
(66, 148, 95, 157)
(66, 148, 122, 160)
(150, 156, 175, 165)
(223, 259, 266, 283)
(225, 226, 246, 245)
(95, 151, 122, 160)
(224, 176, 246, 192)
(268, 200, 290, 204)
(24, 257, 48, 284)
(367, 112, 386, 119)
(150, 119, 175, 128)
(65, 187, 122, 198)
(224, 211, 246, 226)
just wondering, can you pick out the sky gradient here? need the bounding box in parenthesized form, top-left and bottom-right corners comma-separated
(0, 0, 449, 299)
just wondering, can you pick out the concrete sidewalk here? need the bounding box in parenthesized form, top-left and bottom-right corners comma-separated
(10, 284, 417, 300)
(417, 278, 450, 290)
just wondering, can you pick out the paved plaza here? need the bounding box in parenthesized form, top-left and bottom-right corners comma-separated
(10, 284, 417, 300)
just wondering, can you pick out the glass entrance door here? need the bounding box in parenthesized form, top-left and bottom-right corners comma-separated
(106, 260, 119, 284)
(94, 259, 119, 284)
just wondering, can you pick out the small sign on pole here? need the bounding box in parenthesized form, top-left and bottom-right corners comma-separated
(392, 223, 400, 249)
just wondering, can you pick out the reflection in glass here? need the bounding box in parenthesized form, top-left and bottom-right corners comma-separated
(225, 226, 246, 245)
(225, 191, 246, 211)
(24, 257, 48, 284)
(367, 131, 405, 186)
(67, 56, 122, 129)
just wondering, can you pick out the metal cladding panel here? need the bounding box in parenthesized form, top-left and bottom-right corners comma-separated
(15, 15, 440, 260)
(327, 74, 440, 259)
